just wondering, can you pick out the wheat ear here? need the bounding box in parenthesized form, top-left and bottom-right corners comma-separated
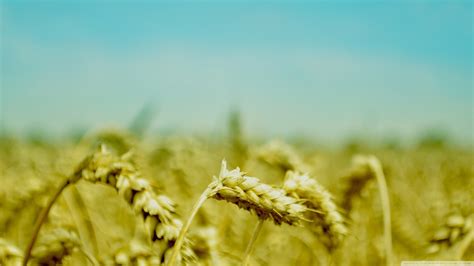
(30, 227, 80, 265)
(340, 155, 375, 213)
(427, 213, 473, 259)
(283, 171, 347, 250)
(209, 160, 309, 225)
(189, 226, 220, 265)
(23, 145, 195, 265)
(255, 140, 308, 172)
(78, 145, 195, 264)
(101, 240, 161, 265)
(168, 160, 309, 266)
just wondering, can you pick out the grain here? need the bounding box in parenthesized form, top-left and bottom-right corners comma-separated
(427, 213, 473, 257)
(340, 155, 375, 213)
(75, 145, 196, 264)
(209, 160, 309, 226)
(189, 227, 220, 266)
(2, 129, 471, 265)
(255, 140, 309, 173)
(283, 171, 347, 250)
(168, 160, 309, 266)
(30, 228, 80, 265)
(102, 240, 161, 266)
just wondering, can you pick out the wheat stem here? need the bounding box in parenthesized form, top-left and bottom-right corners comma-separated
(167, 186, 213, 266)
(22, 178, 70, 266)
(367, 156, 393, 266)
(242, 219, 264, 266)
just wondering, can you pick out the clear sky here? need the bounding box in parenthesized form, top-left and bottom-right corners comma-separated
(0, 1, 472, 143)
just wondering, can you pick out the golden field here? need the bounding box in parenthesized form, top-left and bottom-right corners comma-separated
(0, 126, 472, 266)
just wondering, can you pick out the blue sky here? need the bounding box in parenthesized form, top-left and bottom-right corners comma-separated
(0, 1, 472, 143)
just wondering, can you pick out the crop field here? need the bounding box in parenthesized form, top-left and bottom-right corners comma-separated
(0, 124, 472, 266)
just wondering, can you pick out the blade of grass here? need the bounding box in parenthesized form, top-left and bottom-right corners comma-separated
(63, 184, 99, 261)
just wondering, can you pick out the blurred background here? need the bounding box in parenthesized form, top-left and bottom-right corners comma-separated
(1, 2, 473, 265)
(0, 1, 472, 147)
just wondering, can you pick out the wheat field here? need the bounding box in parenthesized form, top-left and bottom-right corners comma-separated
(0, 125, 472, 266)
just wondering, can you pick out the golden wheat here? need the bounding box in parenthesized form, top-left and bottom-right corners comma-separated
(168, 159, 310, 265)
(209, 160, 309, 226)
(75, 145, 196, 264)
(340, 155, 375, 213)
(189, 227, 220, 266)
(283, 171, 347, 250)
(255, 140, 309, 173)
(30, 227, 80, 265)
(101, 240, 161, 266)
(427, 214, 473, 257)
(2, 128, 472, 265)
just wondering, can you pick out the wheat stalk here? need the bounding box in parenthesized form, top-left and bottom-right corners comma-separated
(167, 160, 309, 266)
(242, 219, 264, 266)
(366, 156, 393, 266)
(23, 178, 71, 266)
(283, 171, 347, 250)
(342, 155, 393, 266)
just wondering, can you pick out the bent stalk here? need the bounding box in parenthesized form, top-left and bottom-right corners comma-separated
(242, 219, 264, 266)
(23, 178, 71, 266)
(167, 187, 213, 266)
(368, 156, 393, 266)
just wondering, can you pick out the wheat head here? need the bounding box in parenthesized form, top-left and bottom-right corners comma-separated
(30, 227, 80, 265)
(341, 155, 376, 213)
(427, 213, 473, 255)
(208, 160, 309, 226)
(75, 145, 195, 264)
(255, 140, 308, 173)
(284, 171, 347, 250)
(101, 240, 161, 266)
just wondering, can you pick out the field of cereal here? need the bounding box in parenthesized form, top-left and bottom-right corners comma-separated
(1, 121, 472, 265)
